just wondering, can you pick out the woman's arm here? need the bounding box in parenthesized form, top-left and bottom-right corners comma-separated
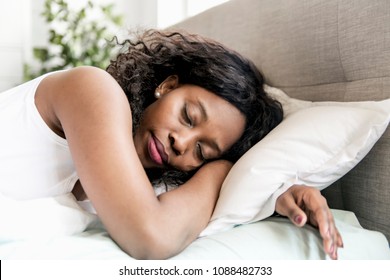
(37, 66, 230, 259)
(275, 185, 343, 260)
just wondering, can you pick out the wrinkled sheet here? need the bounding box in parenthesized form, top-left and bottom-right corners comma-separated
(0, 192, 389, 260)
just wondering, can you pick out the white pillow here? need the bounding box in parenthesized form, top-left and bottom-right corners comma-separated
(200, 86, 390, 236)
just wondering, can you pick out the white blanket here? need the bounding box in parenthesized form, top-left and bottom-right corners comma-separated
(0, 192, 389, 260)
(0, 192, 99, 241)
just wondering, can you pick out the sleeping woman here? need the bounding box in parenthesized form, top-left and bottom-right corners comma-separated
(0, 29, 342, 259)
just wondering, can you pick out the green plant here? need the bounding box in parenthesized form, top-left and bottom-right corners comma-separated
(24, 0, 123, 80)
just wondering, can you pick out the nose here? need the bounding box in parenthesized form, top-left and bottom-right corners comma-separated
(169, 129, 195, 157)
(168, 129, 201, 171)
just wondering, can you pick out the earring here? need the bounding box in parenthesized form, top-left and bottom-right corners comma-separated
(154, 91, 161, 99)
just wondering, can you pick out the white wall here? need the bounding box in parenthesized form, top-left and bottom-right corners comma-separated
(0, 0, 31, 91)
(157, 0, 229, 28)
(112, 0, 158, 42)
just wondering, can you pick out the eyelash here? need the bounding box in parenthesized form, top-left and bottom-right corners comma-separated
(183, 104, 205, 162)
(183, 104, 193, 127)
(197, 143, 206, 162)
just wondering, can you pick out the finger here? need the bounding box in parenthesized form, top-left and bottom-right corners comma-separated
(317, 209, 342, 260)
(302, 192, 340, 259)
(331, 228, 344, 260)
(336, 230, 344, 248)
(276, 191, 307, 227)
(329, 228, 340, 260)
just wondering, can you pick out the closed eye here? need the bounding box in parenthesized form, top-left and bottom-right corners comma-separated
(183, 103, 193, 127)
(183, 103, 206, 163)
(197, 143, 206, 162)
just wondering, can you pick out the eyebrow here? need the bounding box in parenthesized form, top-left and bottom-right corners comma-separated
(196, 99, 222, 156)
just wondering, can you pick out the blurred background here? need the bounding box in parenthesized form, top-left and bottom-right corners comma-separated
(0, 0, 229, 92)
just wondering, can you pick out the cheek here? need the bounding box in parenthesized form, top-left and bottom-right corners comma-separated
(142, 100, 179, 128)
(141, 104, 156, 123)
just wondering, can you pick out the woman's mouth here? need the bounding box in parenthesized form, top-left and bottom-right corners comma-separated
(148, 135, 168, 166)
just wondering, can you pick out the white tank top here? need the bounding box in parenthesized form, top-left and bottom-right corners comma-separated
(0, 72, 78, 200)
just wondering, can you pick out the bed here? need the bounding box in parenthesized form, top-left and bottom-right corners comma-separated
(0, 191, 388, 260)
(1, 0, 390, 261)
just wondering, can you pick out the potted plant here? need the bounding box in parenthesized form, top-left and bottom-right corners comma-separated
(24, 0, 123, 80)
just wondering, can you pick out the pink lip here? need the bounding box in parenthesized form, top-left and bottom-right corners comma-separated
(148, 135, 168, 166)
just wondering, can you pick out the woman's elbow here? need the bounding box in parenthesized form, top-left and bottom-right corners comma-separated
(120, 229, 183, 260)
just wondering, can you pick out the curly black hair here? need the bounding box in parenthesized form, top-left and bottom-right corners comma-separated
(106, 29, 283, 183)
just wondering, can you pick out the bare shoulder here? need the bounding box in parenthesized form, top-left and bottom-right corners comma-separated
(37, 66, 131, 134)
(43, 66, 127, 104)
(70, 66, 118, 87)
(56, 65, 115, 83)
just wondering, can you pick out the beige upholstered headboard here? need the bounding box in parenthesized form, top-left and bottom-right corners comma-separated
(172, 0, 390, 241)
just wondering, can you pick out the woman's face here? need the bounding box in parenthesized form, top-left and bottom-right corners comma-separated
(133, 76, 246, 172)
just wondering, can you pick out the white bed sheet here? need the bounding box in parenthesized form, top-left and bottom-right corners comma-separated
(0, 191, 389, 260)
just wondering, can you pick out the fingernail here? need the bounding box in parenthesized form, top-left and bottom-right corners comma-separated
(294, 215, 302, 224)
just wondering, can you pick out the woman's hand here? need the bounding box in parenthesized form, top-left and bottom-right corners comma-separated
(275, 185, 343, 260)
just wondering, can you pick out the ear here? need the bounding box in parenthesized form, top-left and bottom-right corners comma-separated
(156, 75, 179, 96)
